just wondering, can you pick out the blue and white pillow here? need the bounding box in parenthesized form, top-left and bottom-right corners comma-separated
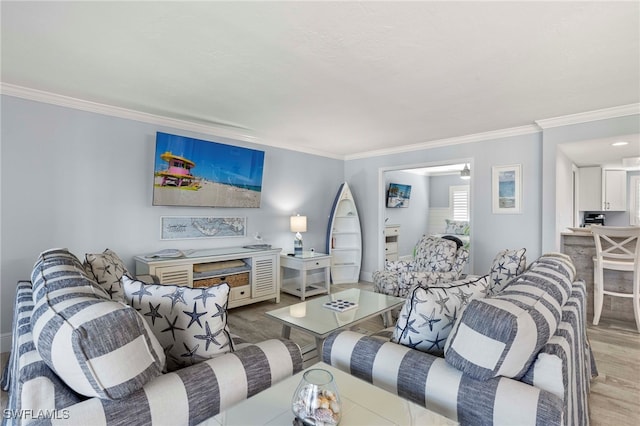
(444, 253, 576, 381)
(486, 248, 527, 296)
(392, 276, 488, 355)
(84, 248, 130, 302)
(122, 276, 234, 372)
(31, 248, 166, 399)
(444, 219, 470, 236)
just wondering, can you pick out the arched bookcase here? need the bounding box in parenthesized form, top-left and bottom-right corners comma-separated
(326, 182, 362, 284)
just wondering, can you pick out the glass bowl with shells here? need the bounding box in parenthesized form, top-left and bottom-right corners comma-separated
(292, 369, 341, 425)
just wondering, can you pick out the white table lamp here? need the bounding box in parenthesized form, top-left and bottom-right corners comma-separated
(290, 214, 307, 256)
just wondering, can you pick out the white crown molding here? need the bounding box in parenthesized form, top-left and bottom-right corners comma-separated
(535, 103, 640, 129)
(0, 83, 344, 160)
(346, 125, 541, 161)
(3, 83, 637, 161)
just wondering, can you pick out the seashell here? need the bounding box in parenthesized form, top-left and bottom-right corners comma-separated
(314, 408, 337, 424)
(319, 399, 330, 409)
(310, 397, 320, 410)
(330, 400, 341, 413)
(323, 390, 335, 400)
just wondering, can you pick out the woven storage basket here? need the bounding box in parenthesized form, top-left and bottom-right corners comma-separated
(193, 272, 249, 288)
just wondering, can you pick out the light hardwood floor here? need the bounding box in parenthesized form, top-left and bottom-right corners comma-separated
(1, 283, 638, 425)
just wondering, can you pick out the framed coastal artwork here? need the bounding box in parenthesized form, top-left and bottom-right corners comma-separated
(161, 216, 247, 240)
(152, 132, 265, 208)
(492, 164, 522, 214)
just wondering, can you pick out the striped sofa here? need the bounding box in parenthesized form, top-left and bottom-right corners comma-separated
(323, 254, 596, 425)
(1, 249, 303, 426)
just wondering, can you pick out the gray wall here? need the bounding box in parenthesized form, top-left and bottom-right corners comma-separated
(383, 171, 429, 256)
(429, 174, 468, 208)
(345, 132, 542, 280)
(0, 95, 344, 339)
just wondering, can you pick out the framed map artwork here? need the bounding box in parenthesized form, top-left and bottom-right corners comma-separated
(161, 216, 247, 240)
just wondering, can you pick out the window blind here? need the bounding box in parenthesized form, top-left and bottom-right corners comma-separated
(450, 185, 470, 221)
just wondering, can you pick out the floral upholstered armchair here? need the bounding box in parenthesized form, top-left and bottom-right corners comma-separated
(373, 235, 469, 298)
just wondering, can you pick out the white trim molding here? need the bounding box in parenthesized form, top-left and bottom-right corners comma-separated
(2, 82, 637, 161)
(535, 104, 640, 129)
(0, 83, 344, 160)
(346, 125, 540, 160)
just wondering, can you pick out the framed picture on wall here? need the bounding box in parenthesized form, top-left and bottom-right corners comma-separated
(492, 164, 522, 214)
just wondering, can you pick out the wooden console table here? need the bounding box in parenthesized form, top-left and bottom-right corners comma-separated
(134, 246, 281, 309)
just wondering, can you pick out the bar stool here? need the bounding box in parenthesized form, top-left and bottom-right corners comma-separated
(591, 225, 640, 332)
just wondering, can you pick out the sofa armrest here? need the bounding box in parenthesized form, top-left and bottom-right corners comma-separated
(322, 331, 563, 426)
(34, 339, 303, 426)
(521, 280, 595, 426)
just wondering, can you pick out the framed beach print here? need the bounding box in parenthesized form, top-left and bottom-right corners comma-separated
(152, 132, 264, 208)
(492, 164, 522, 214)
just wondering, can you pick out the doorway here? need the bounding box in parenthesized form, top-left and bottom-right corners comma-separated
(378, 159, 473, 272)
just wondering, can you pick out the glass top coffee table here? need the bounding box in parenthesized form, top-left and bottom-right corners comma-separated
(208, 362, 458, 425)
(265, 288, 405, 360)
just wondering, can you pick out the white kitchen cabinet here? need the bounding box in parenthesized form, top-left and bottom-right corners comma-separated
(578, 167, 626, 211)
(603, 169, 626, 211)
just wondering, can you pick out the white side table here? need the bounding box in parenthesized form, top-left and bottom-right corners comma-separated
(280, 252, 331, 300)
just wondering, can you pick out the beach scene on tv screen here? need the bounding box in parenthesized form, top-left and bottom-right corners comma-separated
(153, 132, 264, 207)
(387, 183, 411, 208)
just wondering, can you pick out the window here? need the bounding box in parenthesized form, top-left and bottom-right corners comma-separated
(450, 185, 470, 221)
(631, 176, 640, 226)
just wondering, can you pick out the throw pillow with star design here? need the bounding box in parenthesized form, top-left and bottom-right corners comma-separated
(486, 248, 527, 296)
(392, 275, 488, 356)
(84, 249, 130, 302)
(122, 275, 234, 372)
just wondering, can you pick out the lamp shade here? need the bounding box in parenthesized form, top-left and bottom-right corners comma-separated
(290, 215, 307, 233)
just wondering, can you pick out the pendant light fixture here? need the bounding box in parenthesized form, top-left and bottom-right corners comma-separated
(460, 164, 471, 180)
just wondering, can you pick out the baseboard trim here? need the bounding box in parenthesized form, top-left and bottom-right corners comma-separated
(1, 332, 12, 354)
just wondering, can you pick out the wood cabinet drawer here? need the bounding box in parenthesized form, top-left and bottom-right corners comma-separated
(306, 257, 331, 269)
(385, 226, 399, 236)
(385, 242, 398, 253)
(230, 285, 250, 301)
(193, 272, 250, 288)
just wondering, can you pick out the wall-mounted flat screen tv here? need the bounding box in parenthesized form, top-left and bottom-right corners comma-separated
(152, 132, 265, 207)
(386, 183, 411, 208)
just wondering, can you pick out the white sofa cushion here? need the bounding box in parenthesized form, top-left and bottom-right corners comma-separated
(444, 253, 576, 381)
(122, 276, 234, 371)
(30, 248, 166, 399)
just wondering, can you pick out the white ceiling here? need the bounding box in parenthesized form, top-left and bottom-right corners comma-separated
(559, 133, 640, 169)
(1, 1, 639, 160)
